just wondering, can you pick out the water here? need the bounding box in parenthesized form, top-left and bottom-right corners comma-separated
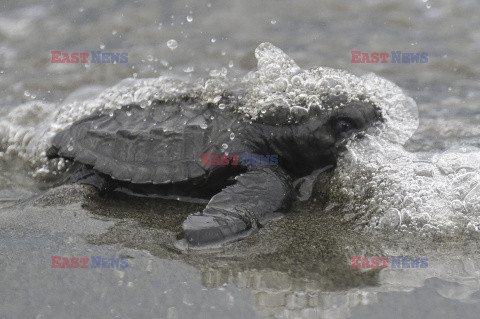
(1, 0, 480, 318)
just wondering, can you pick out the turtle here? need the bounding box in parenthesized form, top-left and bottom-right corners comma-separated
(46, 43, 383, 246)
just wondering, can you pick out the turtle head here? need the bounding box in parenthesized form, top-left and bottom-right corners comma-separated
(301, 100, 381, 175)
(244, 42, 413, 176)
(262, 98, 382, 178)
(315, 99, 382, 149)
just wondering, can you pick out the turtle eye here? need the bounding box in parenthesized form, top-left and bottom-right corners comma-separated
(333, 118, 356, 137)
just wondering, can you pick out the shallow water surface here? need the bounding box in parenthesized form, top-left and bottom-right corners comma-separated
(1, 0, 480, 318)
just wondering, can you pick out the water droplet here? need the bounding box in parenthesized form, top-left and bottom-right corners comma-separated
(24, 90, 30, 97)
(222, 143, 228, 149)
(467, 222, 478, 232)
(186, 16, 193, 22)
(100, 44, 105, 50)
(450, 199, 464, 211)
(209, 69, 221, 77)
(183, 66, 194, 73)
(112, 29, 117, 35)
(211, 38, 216, 43)
(126, 111, 132, 116)
(229, 133, 235, 140)
(270, 20, 277, 24)
(274, 78, 289, 91)
(379, 208, 402, 228)
(291, 75, 303, 87)
(218, 103, 225, 110)
(200, 123, 208, 129)
(426, 3, 431, 8)
(228, 60, 234, 68)
(167, 39, 178, 50)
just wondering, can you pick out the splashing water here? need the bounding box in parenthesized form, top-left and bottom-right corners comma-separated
(330, 136, 480, 235)
(0, 42, 478, 236)
(241, 43, 418, 145)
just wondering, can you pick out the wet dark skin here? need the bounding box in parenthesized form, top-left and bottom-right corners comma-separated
(48, 94, 381, 246)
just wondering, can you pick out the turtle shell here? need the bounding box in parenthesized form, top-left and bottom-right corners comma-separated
(51, 99, 243, 184)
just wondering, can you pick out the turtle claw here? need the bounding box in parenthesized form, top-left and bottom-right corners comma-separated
(182, 209, 249, 246)
(182, 166, 294, 246)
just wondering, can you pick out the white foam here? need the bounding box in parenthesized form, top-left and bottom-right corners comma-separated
(0, 43, 418, 168)
(1, 42, 478, 235)
(241, 42, 418, 144)
(330, 137, 480, 235)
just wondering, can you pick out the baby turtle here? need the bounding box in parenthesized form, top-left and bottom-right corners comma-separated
(47, 43, 383, 246)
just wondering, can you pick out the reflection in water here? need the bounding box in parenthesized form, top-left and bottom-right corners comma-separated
(201, 267, 382, 319)
(79, 181, 480, 318)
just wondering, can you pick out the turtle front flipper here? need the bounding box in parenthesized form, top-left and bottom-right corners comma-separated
(182, 166, 294, 246)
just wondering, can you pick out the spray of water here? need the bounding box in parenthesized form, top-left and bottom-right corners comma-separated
(1, 42, 478, 235)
